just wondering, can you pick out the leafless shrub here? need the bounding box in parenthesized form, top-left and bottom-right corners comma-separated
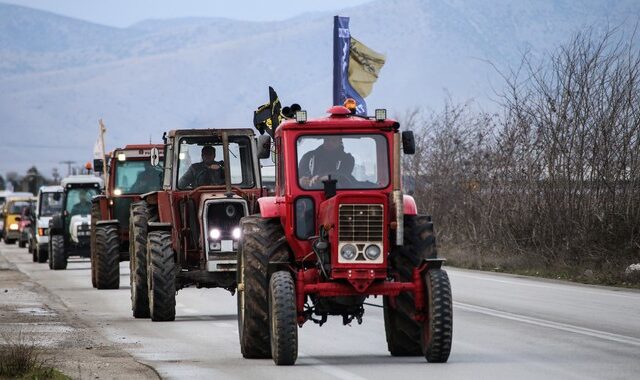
(406, 27, 640, 276)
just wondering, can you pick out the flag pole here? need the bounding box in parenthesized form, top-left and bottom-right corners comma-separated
(98, 119, 107, 186)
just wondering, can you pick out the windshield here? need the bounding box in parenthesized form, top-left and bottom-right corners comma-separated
(176, 136, 255, 190)
(39, 192, 63, 217)
(297, 134, 389, 190)
(114, 159, 164, 195)
(9, 201, 30, 214)
(65, 188, 99, 216)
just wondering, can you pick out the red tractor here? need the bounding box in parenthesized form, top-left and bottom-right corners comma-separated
(91, 145, 164, 289)
(129, 128, 269, 321)
(237, 103, 452, 365)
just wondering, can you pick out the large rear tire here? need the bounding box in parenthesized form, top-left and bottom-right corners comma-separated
(95, 225, 120, 289)
(129, 201, 154, 318)
(422, 268, 452, 363)
(147, 231, 176, 322)
(50, 234, 67, 270)
(237, 216, 290, 359)
(384, 215, 437, 356)
(269, 271, 298, 366)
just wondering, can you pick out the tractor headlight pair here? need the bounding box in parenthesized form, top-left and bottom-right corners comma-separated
(9, 223, 19, 230)
(339, 244, 382, 261)
(209, 227, 241, 240)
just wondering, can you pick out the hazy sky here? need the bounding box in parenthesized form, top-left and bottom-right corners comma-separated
(4, 0, 372, 27)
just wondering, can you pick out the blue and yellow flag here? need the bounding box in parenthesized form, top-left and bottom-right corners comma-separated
(333, 16, 386, 116)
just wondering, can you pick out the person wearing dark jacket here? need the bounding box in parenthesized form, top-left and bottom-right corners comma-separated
(178, 146, 225, 189)
(298, 136, 355, 189)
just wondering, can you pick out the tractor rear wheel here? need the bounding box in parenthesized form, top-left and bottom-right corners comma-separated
(90, 201, 100, 288)
(50, 234, 67, 270)
(422, 268, 452, 362)
(95, 225, 120, 289)
(269, 271, 298, 365)
(384, 214, 437, 356)
(237, 216, 290, 359)
(147, 231, 176, 322)
(129, 201, 154, 318)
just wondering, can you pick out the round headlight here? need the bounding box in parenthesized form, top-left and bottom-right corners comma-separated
(232, 227, 241, 240)
(209, 228, 221, 240)
(364, 244, 381, 260)
(225, 204, 236, 217)
(340, 244, 357, 260)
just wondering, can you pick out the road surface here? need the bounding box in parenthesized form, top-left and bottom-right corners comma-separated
(1, 242, 639, 379)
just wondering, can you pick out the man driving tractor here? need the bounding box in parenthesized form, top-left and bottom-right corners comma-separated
(298, 135, 355, 189)
(178, 145, 225, 188)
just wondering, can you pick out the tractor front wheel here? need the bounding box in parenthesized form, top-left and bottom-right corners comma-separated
(269, 271, 298, 366)
(129, 201, 153, 318)
(36, 244, 47, 263)
(237, 216, 290, 359)
(147, 231, 176, 322)
(90, 201, 100, 288)
(95, 225, 120, 289)
(422, 268, 452, 363)
(50, 234, 67, 270)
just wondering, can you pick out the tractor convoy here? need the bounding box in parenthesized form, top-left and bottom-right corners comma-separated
(4, 98, 453, 366)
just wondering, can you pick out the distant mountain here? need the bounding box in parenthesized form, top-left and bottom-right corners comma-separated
(1, 0, 639, 175)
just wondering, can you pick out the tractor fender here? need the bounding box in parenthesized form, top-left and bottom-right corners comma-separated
(147, 222, 172, 233)
(258, 197, 280, 218)
(96, 219, 119, 227)
(403, 194, 418, 215)
(140, 191, 159, 204)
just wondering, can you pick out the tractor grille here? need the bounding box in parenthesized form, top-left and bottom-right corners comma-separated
(338, 204, 383, 242)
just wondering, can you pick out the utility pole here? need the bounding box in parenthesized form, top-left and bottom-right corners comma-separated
(59, 160, 76, 176)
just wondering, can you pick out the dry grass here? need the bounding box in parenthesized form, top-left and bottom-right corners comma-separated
(0, 331, 69, 380)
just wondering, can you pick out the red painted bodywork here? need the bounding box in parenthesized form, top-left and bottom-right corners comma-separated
(262, 110, 426, 324)
(95, 144, 164, 241)
(151, 187, 264, 270)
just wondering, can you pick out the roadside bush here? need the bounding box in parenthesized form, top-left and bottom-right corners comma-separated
(406, 27, 640, 283)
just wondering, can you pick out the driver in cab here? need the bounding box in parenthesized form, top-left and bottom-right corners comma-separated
(299, 136, 355, 189)
(71, 190, 92, 216)
(178, 145, 225, 189)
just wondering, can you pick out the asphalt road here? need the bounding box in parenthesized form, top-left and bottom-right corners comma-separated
(1, 241, 639, 379)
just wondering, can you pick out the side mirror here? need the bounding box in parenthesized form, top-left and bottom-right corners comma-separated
(93, 158, 104, 173)
(150, 147, 161, 167)
(402, 131, 416, 155)
(257, 135, 271, 159)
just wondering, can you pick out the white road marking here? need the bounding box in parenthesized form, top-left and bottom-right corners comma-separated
(455, 302, 640, 347)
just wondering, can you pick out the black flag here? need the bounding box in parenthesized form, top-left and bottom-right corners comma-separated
(253, 87, 282, 138)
